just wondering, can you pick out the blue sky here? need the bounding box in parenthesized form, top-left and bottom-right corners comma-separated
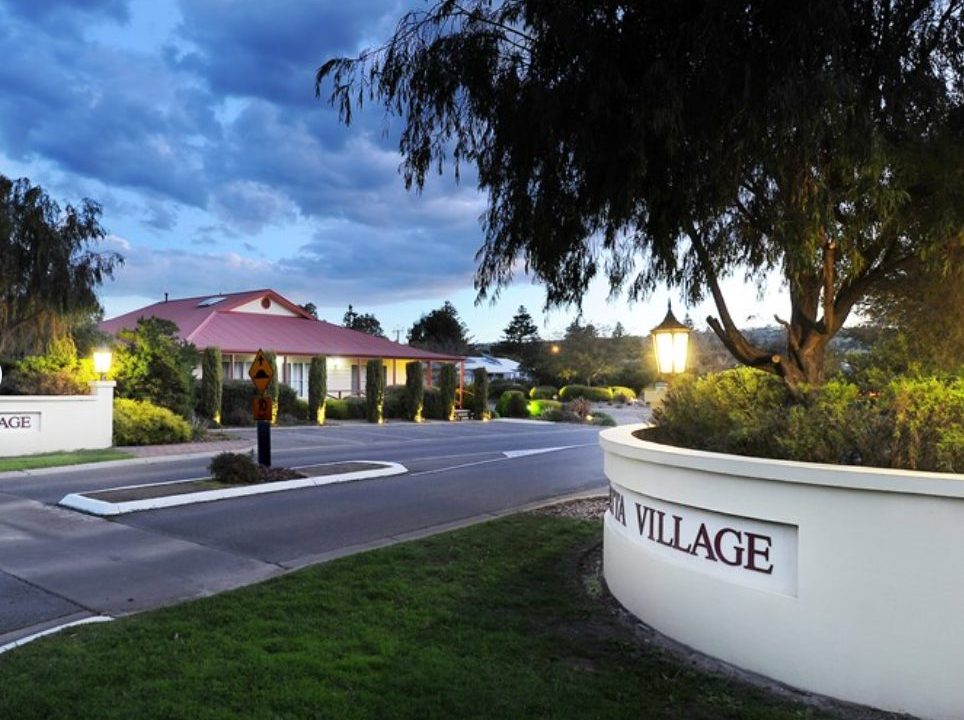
(0, 0, 783, 343)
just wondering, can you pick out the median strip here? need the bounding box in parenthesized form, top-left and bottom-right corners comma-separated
(58, 461, 407, 516)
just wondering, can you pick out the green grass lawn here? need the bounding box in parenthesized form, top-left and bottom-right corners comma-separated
(0, 448, 132, 472)
(0, 515, 838, 719)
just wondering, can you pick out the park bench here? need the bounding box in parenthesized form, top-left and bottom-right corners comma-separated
(453, 408, 473, 422)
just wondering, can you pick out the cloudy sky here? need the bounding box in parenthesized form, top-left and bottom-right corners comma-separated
(0, 0, 783, 342)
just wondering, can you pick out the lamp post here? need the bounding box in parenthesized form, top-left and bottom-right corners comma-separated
(651, 301, 690, 376)
(93, 349, 113, 381)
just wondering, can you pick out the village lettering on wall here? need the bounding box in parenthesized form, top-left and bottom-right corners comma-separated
(607, 484, 798, 596)
(0, 413, 41, 433)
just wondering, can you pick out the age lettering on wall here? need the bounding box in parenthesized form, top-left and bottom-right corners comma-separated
(0, 413, 40, 432)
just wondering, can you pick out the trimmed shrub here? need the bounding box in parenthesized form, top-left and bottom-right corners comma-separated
(543, 408, 581, 423)
(308, 356, 327, 425)
(5, 338, 96, 396)
(209, 452, 260, 485)
(489, 378, 527, 397)
(113, 398, 192, 446)
(365, 359, 385, 423)
(383, 385, 408, 419)
(591, 412, 617, 427)
(405, 361, 424, 421)
(559, 385, 614, 402)
(528, 398, 562, 417)
(529, 385, 558, 400)
(325, 396, 367, 420)
(497, 390, 529, 418)
(220, 380, 256, 426)
(439, 363, 458, 421)
(423, 386, 445, 420)
(198, 347, 222, 423)
(652, 368, 788, 458)
(471, 367, 490, 420)
(609, 385, 637, 403)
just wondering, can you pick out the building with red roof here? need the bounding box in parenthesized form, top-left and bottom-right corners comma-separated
(100, 289, 464, 399)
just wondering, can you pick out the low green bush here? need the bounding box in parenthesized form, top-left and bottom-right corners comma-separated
(383, 385, 407, 419)
(209, 452, 260, 485)
(113, 398, 192, 446)
(423, 387, 445, 420)
(559, 385, 614, 402)
(497, 390, 529, 418)
(528, 399, 562, 417)
(653, 369, 964, 472)
(529, 385, 558, 400)
(543, 408, 582, 423)
(609, 386, 637, 403)
(326, 396, 367, 420)
(591, 412, 617, 427)
(220, 380, 257, 426)
(489, 379, 527, 398)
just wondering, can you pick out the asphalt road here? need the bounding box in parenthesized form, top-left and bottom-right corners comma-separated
(0, 420, 607, 645)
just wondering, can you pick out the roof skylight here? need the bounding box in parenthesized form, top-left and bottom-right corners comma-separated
(197, 296, 227, 307)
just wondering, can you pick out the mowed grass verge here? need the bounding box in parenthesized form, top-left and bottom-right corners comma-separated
(0, 515, 833, 720)
(0, 448, 132, 472)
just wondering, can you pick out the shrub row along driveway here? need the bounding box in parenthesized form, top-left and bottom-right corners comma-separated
(0, 421, 605, 644)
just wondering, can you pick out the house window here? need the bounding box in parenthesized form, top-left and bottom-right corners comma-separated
(288, 362, 308, 398)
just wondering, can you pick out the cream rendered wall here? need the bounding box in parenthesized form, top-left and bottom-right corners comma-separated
(601, 424, 964, 720)
(231, 296, 299, 316)
(0, 382, 115, 457)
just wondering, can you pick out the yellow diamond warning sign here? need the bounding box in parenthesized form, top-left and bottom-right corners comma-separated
(248, 349, 273, 395)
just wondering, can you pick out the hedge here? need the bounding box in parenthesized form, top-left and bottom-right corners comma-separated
(496, 390, 529, 418)
(221, 380, 257, 426)
(528, 398, 562, 417)
(652, 368, 964, 473)
(113, 398, 192, 446)
(609, 385, 637, 402)
(529, 385, 557, 400)
(326, 396, 367, 420)
(559, 385, 614, 402)
(489, 378, 527, 398)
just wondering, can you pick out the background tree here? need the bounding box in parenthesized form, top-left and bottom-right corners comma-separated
(498, 306, 540, 353)
(343, 304, 385, 337)
(0, 175, 121, 356)
(300, 302, 318, 319)
(308, 356, 327, 424)
(318, 1, 964, 393)
(407, 301, 471, 354)
(113, 318, 196, 418)
(558, 320, 617, 387)
(198, 347, 223, 424)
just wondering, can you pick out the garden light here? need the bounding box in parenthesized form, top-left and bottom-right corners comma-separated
(651, 302, 689, 375)
(93, 349, 112, 380)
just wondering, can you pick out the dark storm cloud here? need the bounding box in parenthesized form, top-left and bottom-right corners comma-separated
(0, 0, 490, 303)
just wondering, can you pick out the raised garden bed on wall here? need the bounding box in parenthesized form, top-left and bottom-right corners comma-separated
(600, 423, 964, 720)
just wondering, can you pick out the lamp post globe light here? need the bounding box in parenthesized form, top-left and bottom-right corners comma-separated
(651, 301, 690, 376)
(93, 349, 113, 380)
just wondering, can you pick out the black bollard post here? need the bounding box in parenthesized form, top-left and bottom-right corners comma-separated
(257, 419, 271, 467)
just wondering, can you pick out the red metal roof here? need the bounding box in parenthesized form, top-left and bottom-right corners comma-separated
(99, 289, 463, 362)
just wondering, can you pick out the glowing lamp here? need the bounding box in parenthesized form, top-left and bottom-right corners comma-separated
(93, 349, 113, 379)
(651, 302, 689, 375)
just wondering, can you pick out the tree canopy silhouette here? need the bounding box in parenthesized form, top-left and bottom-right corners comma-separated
(318, 0, 964, 390)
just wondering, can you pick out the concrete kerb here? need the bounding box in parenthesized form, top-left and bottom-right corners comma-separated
(59, 461, 407, 516)
(0, 445, 257, 481)
(0, 615, 114, 656)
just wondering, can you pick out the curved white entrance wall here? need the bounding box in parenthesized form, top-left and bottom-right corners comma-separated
(601, 424, 964, 720)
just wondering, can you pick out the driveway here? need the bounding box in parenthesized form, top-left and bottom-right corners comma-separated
(0, 420, 606, 645)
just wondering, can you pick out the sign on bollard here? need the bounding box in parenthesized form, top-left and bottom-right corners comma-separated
(248, 348, 273, 467)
